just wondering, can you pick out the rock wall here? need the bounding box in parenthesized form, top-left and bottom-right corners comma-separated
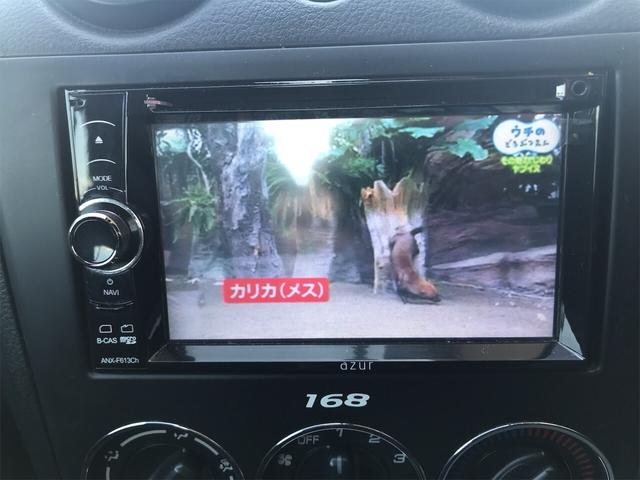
(431, 245, 557, 295)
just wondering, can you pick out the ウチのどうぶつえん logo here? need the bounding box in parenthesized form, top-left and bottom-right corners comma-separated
(493, 119, 561, 174)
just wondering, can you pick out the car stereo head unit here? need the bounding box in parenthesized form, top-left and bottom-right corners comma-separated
(64, 74, 609, 371)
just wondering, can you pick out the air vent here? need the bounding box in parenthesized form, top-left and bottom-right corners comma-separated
(51, 0, 204, 31)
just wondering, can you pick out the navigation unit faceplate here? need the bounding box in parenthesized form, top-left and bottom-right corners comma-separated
(65, 75, 606, 370)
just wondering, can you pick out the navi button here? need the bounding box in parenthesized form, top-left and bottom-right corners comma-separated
(86, 271, 135, 306)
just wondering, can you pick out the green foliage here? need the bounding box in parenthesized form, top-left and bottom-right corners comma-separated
(313, 116, 498, 204)
(314, 154, 379, 201)
(426, 116, 498, 161)
(445, 137, 489, 161)
(330, 120, 380, 154)
(341, 156, 380, 179)
(162, 183, 217, 241)
(312, 120, 385, 200)
(266, 154, 298, 200)
(453, 115, 498, 132)
(265, 154, 304, 228)
(400, 126, 445, 138)
(155, 126, 220, 241)
(155, 128, 190, 157)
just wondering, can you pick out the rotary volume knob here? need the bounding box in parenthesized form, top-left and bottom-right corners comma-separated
(69, 198, 144, 272)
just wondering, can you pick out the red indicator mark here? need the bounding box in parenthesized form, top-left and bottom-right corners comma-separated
(223, 278, 330, 304)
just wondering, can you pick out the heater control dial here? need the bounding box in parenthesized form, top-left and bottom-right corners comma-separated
(441, 423, 613, 480)
(83, 422, 243, 480)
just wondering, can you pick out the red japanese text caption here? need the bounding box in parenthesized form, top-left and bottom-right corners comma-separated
(223, 278, 330, 304)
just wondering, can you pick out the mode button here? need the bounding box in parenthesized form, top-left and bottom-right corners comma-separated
(85, 271, 134, 306)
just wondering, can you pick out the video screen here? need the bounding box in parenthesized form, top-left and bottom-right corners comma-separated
(154, 113, 564, 340)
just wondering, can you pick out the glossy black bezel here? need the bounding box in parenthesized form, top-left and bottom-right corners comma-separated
(68, 73, 610, 371)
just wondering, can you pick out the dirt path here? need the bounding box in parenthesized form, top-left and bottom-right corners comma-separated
(167, 281, 554, 340)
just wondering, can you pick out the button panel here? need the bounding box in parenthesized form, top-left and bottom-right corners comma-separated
(67, 90, 145, 369)
(68, 92, 127, 202)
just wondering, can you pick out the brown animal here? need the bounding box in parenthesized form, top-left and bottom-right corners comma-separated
(390, 226, 440, 304)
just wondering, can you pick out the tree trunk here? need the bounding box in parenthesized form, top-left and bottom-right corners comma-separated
(361, 177, 427, 293)
(329, 195, 373, 284)
(219, 123, 284, 277)
(165, 222, 193, 275)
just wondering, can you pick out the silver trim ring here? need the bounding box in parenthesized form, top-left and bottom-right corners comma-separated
(74, 198, 144, 274)
(256, 422, 426, 480)
(69, 212, 121, 268)
(439, 422, 614, 480)
(82, 421, 244, 480)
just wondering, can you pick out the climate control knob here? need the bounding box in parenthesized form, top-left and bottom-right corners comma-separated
(441, 423, 613, 480)
(69, 198, 143, 272)
(84, 422, 243, 480)
(258, 424, 425, 479)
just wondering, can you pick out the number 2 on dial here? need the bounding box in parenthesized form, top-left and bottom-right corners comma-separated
(305, 393, 370, 408)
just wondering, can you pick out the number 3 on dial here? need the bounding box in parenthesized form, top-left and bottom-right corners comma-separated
(305, 393, 370, 408)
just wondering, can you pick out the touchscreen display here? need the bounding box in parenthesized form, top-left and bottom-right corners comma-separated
(154, 114, 564, 340)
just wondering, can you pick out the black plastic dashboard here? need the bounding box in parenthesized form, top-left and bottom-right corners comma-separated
(0, 1, 638, 479)
(0, 0, 639, 57)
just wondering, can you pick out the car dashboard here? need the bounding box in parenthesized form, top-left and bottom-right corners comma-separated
(0, 1, 638, 479)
